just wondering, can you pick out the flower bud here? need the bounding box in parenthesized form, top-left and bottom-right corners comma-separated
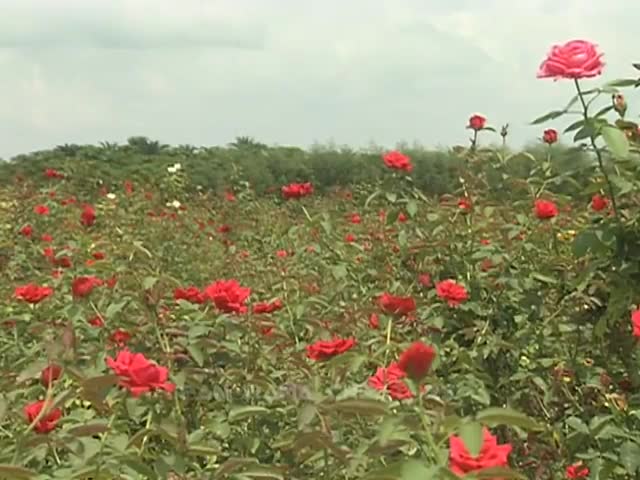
(612, 93, 627, 117)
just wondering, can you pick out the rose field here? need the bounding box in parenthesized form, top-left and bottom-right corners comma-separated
(2, 40, 640, 480)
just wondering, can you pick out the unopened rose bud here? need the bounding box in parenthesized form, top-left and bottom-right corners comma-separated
(612, 93, 627, 117)
(500, 123, 509, 138)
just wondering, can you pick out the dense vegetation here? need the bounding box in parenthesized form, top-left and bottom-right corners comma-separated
(2, 40, 640, 480)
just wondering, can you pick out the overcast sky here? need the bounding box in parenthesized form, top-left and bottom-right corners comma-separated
(0, 0, 637, 158)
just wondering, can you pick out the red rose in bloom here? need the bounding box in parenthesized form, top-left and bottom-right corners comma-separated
(345, 233, 356, 243)
(566, 462, 589, 479)
(368, 362, 414, 400)
(204, 279, 251, 314)
(23, 400, 62, 434)
(224, 191, 236, 202)
(80, 204, 96, 226)
(480, 239, 491, 245)
(41, 364, 63, 387)
(306, 337, 356, 361)
(543, 128, 558, 144)
(369, 313, 380, 329)
(281, 182, 314, 199)
(276, 249, 288, 258)
(34, 204, 50, 215)
(174, 286, 206, 304)
(397, 212, 408, 223)
(537, 39, 604, 80)
(41, 233, 53, 242)
(44, 168, 64, 179)
(54, 256, 72, 268)
(419, 274, 432, 288)
(467, 114, 486, 131)
(253, 298, 284, 314)
(591, 194, 609, 212)
(106, 349, 175, 397)
(217, 224, 231, 234)
(110, 329, 131, 345)
(458, 197, 472, 212)
(92, 251, 106, 260)
(379, 210, 386, 221)
(124, 180, 134, 195)
(106, 276, 118, 288)
(14, 284, 54, 304)
(349, 213, 361, 224)
(449, 427, 512, 477)
(43, 247, 54, 258)
(382, 150, 413, 172)
(88, 315, 105, 328)
(397, 341, 436, 381)
(20, 225, 33, 237)
(534, 199, 558, 219)
(436, 280, 468, 307)
(72, 276, 103, 298)
(631, 310, 640, 338)
(60, 196, 77, 206)
(378, 293, 416, 316)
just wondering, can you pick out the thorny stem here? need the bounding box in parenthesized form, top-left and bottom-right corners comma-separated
(573, 78, 620, 219)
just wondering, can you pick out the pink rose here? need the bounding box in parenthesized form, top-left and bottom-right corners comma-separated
(537, 40, 604, 80)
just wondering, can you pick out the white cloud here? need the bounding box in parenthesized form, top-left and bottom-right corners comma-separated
(0, 0, 638, 157)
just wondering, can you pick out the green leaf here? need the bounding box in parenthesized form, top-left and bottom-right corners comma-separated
(601, 125, 629, 159)
(530, 273, 557, 285)
(331, 265, 347, 280)
(81, 374, 118, 408)
(620, 442, 640, 473)
(475, 407, 541, 430)
(458, 421, 484, 457)
(572, 231, 599, 258)
(385, 192, 398, 204)
(105, 300, 128, 319)
(325, 398, 388, 416)
(120, 455, 157, 478)
(531, 110, 565, 125)
(228, 406, 270, 422)
(563, 119, 585, 133)
(187, 343, 205, 367)
(0, 465, 37, 479)
(609, 175, 634, 195)
(565, 416, 589, 434)
(142, 276, 158, 290)
(406, 200, 418, 218)
(604, 78, 638, 88)
(465, 467, 526, 479)
(364, 189, 382, 209)
(67, 421, 109, 437)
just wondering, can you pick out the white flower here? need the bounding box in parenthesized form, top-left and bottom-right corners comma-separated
(173, 163, 181, 171)
(168, 200, 181, 209)
(167, 166, 177, 173)
(106, 193, 117, 200)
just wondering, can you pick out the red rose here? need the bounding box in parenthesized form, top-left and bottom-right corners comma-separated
(368, 313, 380, 329)
(45, 168, 64, 179)
(106, 349, 175, 397)
(34, 204, 50, 215)
(72, 276, 103, 298)
(281, 182, 314, 199)
(631, 309, 640, 338)
(534, 199, 558, 219)
(41, 233, 53, 242)
(419, 274, 432, 288)
(253, 298, 283, 314)
(110, 329, 131, 345)
(224, 191, 236, 202)
(276, 250, 288, 258)
(566, 462, 589, 479)
(20, 225, 33, 237)
(349, 213, 361, 224)
(88, 315, 105, 328)
(458, 197, 472, 212)
(368, 362, 414, 400)
(92, 251, 106, 260)
(397, 212, 408, 223)
(80, 204, 96, 226)
(591, 194, 609, 212)
(174, 286, 206, 304)
(41, 364, 63, 387)
(24, 400, 62, 434)
(543, 128, 558, 144)
(124, 180, 134, 195)
(397, 341, 436, 381)
(382, 151, 413, 172)
(378, 293, 416, 316)
(467, 114, 486, 131)
(449, 427, 512, 476)
(306, 337, 356, 361)
(14, 284, 54, 304)
(537, 39, 604, 80)
(436, 280, 468, 307)
(204, 279, 251, 314)
(345, 233, 356, 243)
